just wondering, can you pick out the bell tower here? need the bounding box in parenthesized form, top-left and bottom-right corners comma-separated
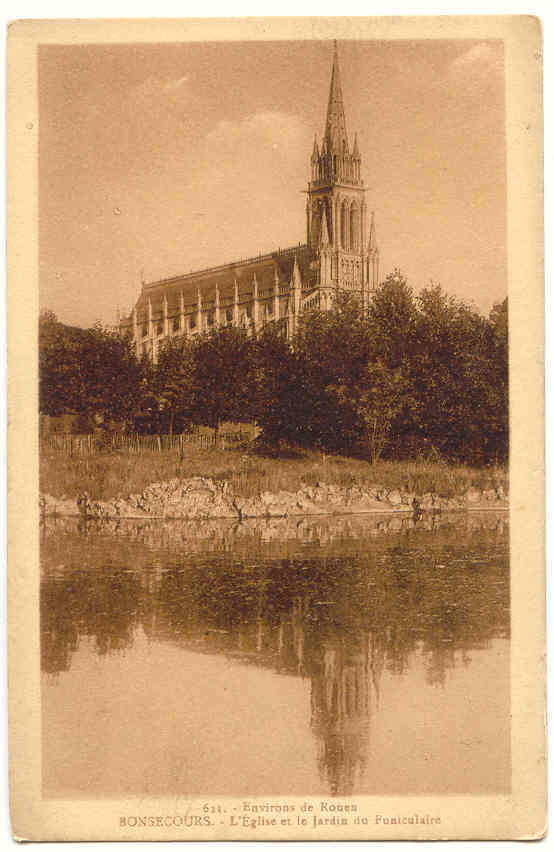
(307, 42, 377, 302)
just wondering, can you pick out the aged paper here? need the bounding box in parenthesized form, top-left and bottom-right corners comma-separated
(8, 16, 545, 841)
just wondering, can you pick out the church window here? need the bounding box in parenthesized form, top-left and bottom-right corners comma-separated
(267, 302, 273, 315)
(226, 308, 232, 323)
(311, 202, 320, 245)
(340, 201, 349, 250)
(172, 316, 179, 331)
(190, 317, 196, 329)
(350, 203, 360, 251)
(207, 312, 214, 326)
(246, 305, 251, 319)
(156, 322, 163, 336)
(141, 325, 147, 337)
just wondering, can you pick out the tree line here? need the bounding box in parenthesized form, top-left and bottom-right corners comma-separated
(40, 271, 508, 465)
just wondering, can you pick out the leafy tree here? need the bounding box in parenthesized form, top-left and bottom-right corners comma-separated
(251, 325, 312, 448)
(292, 293, 372, 452)
(489, 298, 508, 344)
(39, 311, 87, 416)
(151, 337, 196, 434)
(332, 360, 407, 463)
(408, 285, 502, 463)
(368, 270, 418, 369)
(486, 298, 509, 462)
(191, 326, 255, 432)
(39, 312, 142, 424)
(77, 323, 143, 423)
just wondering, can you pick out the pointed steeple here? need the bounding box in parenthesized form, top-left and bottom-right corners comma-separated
(292, 254, 302, 289)
(319, 206, 330, 247)
(233, 278, 239, 325)
(311, 135, 319, 162)
(325, 40, 348, 153)
(368, 211, 377, 252)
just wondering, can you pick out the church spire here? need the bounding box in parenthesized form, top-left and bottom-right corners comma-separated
(368, 210, 377, 252)
(311, 135, 319, 161)
(325, 40, 349, 153)
(319, 206, 330, 247)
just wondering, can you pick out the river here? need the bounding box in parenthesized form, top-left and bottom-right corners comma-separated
(40, 512, 510, 798)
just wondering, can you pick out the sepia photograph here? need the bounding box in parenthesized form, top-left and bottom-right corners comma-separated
(7, 15, 545, 841)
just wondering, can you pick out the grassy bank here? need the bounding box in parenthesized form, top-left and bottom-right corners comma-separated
(40, 444, 508, 503)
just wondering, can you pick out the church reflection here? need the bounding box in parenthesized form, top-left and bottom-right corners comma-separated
(41, 516, 509, 796)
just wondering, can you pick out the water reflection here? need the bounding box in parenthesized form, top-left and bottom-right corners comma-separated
(41, 513, 509, 797)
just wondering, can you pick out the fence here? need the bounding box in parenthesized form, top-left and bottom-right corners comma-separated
(40, 429, 252, 457)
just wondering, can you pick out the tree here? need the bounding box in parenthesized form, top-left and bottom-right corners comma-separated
(76, 323, 143, 423)
(151, 337, 196, 434)
(332, 360, 407, 463)
(368, 270, 418, 369)
(486, 298, 509, 462)
(489, 297, 508, 344)
(292, 293, 373, 452)
(39, 312, 143, 424)
(39, 311, 83, 415)
(251, 325, 308, 448)
(408, 285, 502, 463)
(191, 326, 255, 432)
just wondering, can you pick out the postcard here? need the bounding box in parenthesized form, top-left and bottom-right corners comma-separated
(7, 15, 545, 841)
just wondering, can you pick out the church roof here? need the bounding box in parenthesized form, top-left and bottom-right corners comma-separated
(131, 244, 314, 319)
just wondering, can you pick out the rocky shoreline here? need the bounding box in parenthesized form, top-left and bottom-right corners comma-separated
(40, 476, 508, 521)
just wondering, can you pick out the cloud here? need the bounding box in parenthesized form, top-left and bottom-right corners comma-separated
(129, 74, 191, 110)
(163, 76, 189, 91)
(205, 111, 311, 162)
(448, 42, 504, 88)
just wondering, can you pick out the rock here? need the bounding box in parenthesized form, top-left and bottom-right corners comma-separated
(446, 497, 463, 510)
(40, 473, 509, 522)
(421, 493, 435, 510)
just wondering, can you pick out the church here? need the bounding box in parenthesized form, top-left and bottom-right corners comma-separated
(119, 42, 380, 360)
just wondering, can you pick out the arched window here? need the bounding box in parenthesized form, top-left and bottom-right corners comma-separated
(326, 203, 332, 243)
(340, 201, 349, 250)
(311, 202, 320, 245)
(350, 202, 360, 252)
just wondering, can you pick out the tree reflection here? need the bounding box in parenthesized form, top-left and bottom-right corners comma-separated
(41, 517, 509, 793)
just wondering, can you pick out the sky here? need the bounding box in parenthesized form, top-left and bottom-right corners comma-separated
(39, 38, 506, 327)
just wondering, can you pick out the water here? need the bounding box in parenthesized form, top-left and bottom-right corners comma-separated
(41, 512, 510, 798)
